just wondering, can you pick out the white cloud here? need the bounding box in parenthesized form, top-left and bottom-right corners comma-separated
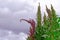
(0, 29, 28, 40)
(0, 7, 10, 14)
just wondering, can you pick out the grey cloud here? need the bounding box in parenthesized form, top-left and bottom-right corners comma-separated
(0, 0, 34, 12)
(0, 29, 28, 40)
(0, 0, 36, 33)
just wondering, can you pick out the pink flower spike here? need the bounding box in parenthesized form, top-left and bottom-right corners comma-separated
(20, 18, 35, 40)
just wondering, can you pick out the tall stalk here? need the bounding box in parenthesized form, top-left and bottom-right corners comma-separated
(34, 3, 45, 40)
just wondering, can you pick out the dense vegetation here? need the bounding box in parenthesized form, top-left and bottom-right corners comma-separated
(20, 3, 60, 40)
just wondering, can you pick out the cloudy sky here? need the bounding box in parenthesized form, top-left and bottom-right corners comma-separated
(0, 0, 60, 40)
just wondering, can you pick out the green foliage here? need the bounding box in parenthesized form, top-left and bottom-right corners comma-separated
(36, 3, 41, 27)
(44, 5, 60, 40)
(24, 3, 60, 40)
(34, 4, 60, 40)
(34, 3, 45, 40)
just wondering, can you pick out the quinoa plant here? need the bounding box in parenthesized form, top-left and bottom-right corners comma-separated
(20, 19, 35, 40)
(20, 3, 60, 40)
(45, 5, 60, 40)
(34, 3, 45, 40)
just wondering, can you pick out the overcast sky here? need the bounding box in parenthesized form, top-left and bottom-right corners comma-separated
(0, 0, 60, 35)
